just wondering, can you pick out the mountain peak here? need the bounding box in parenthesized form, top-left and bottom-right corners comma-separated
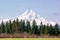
(17, 9, 56, 26)
(0, 9, 56, 26)
(22, 9, 37, 16)
(18, 9, 38, 20)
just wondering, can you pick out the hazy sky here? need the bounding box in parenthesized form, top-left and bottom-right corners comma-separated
(0, 0, 60, 23)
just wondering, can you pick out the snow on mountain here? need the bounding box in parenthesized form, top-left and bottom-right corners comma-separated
(0, 18, 11, 24)
(0, 9, 56, 26)
(17, 9, 56, 26)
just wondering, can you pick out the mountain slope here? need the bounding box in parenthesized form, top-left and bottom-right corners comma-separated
(0, 9, 56, 26)
(17, 9, 56, 26)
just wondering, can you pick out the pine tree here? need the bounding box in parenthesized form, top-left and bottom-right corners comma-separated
(49, 24, 55, 35)
(26, 20, 31, 33)
(12, 20, 16, 33)
(15, 18, 20, 33)
(54, 23, 59, 35)
(31, 20, 39, 35)
(1, 21, 5, 33)
(44, 24, 48, 34)
(46, 23, 49, 34)
(0, 25, 1, 33)
(19, 19, 23, 33)
(43, 24, 46, 34)
(5, 21, 9, 33)
(8, 20, 12, 33)
(22, 20, 26, 32)
(18, 20, 26, 33)
(39, 22, 44, 34)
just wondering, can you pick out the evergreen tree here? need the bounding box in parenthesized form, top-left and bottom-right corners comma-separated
(18, 20, 26, 33)
(54, 23, 59, 35)
(43, 24, 46, 34)
(39, 22, 44, 34)
(44, 24, 48, 34)
(46, 23, 49, 34)
(1, 21, 5, 33)
(49, 24, 55, 35)
(19, 20, 23, 33)
(8, 20, 13, 33)
(0, 25, 1, 33)
(5, 22, 9, 33)
(26, 20, 31, 33)
(31, 20, 39, 35)
(15, 18, 20, 33)
(16, 18, 19, 25)
(12, 20, 16, 33)
(22, 20, 26, 32)
(0, 17, 59, 36)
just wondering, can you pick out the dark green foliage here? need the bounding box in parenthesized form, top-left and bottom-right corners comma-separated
(31, 20, 39, 35)
(22, 20, 26, 32)
(0, 19, 59, 36)
(54, 23, 59, 35)
(0, 25, 1, 33)
(15, 18, 20, 33)
(19, 20, 23, 33)
(43, 24, 47, 34)
(39, 22, 44, 34)
(46, 24, 49, 34)
(12, 20, 16, 33)
(1, 21, 5, 33)
(17, 19, 26, 33)
(8, 20, 13, 33)
(5, 22, 9, 33)
(26, 20, 31, 33)
(49, 24, 55, 35)
(19, 20, 26, 33)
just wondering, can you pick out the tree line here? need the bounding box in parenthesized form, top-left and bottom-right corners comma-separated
(0, 18, 60, 36)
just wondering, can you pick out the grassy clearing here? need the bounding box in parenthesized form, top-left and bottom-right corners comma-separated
(0, 38, 60, 40)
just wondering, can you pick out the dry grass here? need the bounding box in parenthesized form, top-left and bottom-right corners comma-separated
(0, 33, 60, 38)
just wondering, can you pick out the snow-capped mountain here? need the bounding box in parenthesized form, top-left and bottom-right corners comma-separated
(17, 9, 56, 26)
(0, 9, 56, 26)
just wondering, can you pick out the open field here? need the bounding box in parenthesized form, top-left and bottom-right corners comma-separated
(0, 38, 60, 40)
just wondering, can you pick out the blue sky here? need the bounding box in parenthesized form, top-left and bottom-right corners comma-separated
(0, 0, 60, 23)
